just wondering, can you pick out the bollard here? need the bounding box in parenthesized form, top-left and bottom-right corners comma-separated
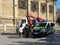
(3, 24, 6, 33)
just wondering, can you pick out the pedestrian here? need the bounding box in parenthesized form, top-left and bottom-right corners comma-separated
(19, 22, 23, 37)
(28, 17, 33, 31)
(24, 24, 30, 38)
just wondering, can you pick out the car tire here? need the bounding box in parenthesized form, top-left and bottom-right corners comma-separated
(52, 31, 54, 34)
(43, 32, 47, 36)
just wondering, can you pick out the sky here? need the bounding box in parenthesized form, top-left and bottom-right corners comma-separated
(56, 0, 60, 9)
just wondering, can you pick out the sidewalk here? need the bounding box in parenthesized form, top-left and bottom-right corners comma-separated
(55, 23, 60, 30)
(0, 29, 16, 34)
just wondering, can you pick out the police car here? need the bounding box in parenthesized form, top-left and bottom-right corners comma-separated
(32, 22, 55, 37)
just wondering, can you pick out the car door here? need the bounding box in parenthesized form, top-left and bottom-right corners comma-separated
(46, 23, 51, 34)
(50, 23, 55, 32)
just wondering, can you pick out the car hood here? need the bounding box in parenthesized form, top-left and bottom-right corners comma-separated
(33, 27, 45, 30)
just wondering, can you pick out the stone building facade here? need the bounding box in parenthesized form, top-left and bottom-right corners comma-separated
(57, 8, 60, 19)
(0, 0, 57, 25)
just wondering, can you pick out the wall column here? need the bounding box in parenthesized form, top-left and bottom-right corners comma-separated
(54, 2, 56, 22)
(0, 0, 2, 24)
(38, 0, 41, 18)
(0, 0, 2, 17)
(14, 0, 18, 18)
(46, 2, 49, 21)
(13, 0, 18, 25)
(28, 0, 31, 15)
(27, 0, 31, 19)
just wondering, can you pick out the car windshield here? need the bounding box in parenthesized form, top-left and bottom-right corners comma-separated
(21, 20, 26, 23)
(39, 23, 47, 27)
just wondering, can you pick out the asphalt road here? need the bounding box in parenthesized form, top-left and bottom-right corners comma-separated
(0, 27, 60, 45)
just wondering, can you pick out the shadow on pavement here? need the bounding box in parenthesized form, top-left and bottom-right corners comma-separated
(5, 44, 17, 45)
(38, 30, 60, 43)
(1, 33, 18, 35)
(4, 30, 60, 45)
(7, 34, 46, 39)
(13, 41, 47, 45)
(5, 41, 60, 45)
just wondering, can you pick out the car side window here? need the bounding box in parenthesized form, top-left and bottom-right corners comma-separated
(47, 23, 50, 30)
(47, 23, 50, 27)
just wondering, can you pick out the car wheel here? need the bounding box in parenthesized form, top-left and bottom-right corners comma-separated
(51, 29, 55, 34)
(44, 32, 47, 36)
(32, 33, 36, 38)
(51, 31, 54, 34)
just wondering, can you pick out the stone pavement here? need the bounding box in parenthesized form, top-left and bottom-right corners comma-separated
(0, 24, 60, 45)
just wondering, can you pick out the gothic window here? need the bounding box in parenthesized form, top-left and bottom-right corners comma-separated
(47, 0, 51, 2)
(41, 3, 46, 13)
(51, 0, 57, 1)
(49, 5, 54, 13)
(18, 0, 27, 9)
(31, 1, 38, 12)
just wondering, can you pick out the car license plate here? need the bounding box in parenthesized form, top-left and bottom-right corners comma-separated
(34, 33, 38, 34)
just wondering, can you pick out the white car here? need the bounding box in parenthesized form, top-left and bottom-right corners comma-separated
(16, 18, 28, 34)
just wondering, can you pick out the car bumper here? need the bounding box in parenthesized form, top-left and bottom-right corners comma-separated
(32, 31, 46, 36)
